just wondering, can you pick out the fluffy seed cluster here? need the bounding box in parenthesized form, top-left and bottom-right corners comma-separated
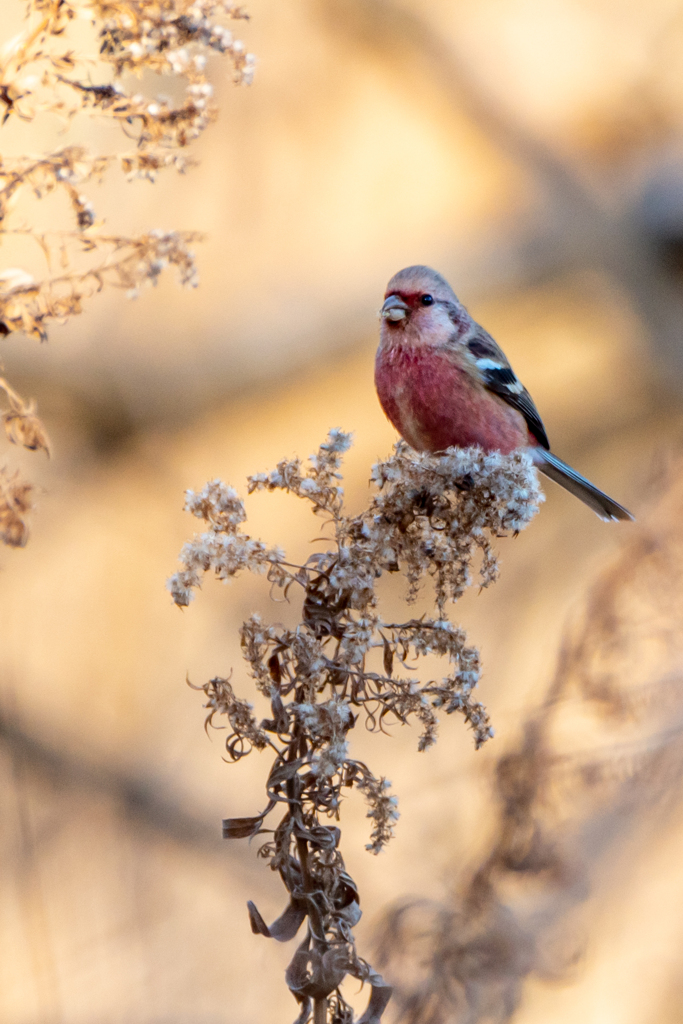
(190, 673, 268, 760)
(0, 1, 253, 339)
(167, 480, 285, 607)
(0, 0, 254, 546)
(0, 229, 201, 341)
(356, 774, 400, 855)
(168, 432, 543, 1024)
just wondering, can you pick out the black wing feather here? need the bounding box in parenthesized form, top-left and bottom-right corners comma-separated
(466, 333, 550, 450)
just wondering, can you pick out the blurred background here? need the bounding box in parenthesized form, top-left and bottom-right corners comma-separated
(2, 0, 683, 1021)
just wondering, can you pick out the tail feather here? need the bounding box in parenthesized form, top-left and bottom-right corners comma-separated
(532, 449, 634, 522)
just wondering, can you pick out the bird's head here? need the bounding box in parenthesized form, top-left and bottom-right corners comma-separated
(379, 265, 466, 349)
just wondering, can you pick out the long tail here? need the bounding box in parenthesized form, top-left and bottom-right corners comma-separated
(532, 449, 634, 522)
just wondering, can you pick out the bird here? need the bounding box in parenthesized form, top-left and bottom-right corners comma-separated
(375, 265, 633, 522)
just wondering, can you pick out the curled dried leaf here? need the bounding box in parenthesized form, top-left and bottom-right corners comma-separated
(247, 897, 308, 942)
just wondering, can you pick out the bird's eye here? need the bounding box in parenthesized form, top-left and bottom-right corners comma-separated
(421, 294, 434, 306)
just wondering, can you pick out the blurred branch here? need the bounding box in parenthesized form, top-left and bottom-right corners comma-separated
(8, 716, 63, 1022)
(0, 703, 227, 852)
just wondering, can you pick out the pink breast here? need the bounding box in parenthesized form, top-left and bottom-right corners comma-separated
(375, 345, 532, 454)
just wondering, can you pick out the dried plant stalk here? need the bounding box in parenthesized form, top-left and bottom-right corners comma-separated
(0, 0, 255, 545)
(168, 431, 543, 1023)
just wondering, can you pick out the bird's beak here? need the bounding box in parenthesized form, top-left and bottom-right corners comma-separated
(380, 294, 410, 321)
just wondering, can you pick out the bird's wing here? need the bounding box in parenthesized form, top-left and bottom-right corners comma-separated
(463, 328, 550, 450)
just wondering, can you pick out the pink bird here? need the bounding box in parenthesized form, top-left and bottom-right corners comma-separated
(375, 265, 633, 522)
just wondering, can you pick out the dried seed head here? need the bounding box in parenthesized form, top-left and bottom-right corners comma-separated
(171, 431, 543, 1022)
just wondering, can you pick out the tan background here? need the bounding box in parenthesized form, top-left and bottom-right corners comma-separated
(2, 1, 683, 1021)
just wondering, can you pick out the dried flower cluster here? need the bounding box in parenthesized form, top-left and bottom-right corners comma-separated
(0, 0, 254, 545)
(168, 432, 543, 1024)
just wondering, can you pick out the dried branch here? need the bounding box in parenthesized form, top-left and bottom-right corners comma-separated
(168, 431, 543, 1023)
(0, 0, 255, 544)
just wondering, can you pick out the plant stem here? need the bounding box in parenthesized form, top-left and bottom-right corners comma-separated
(313, 996, 327, 1024)
(288, 726, 329, 1023)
